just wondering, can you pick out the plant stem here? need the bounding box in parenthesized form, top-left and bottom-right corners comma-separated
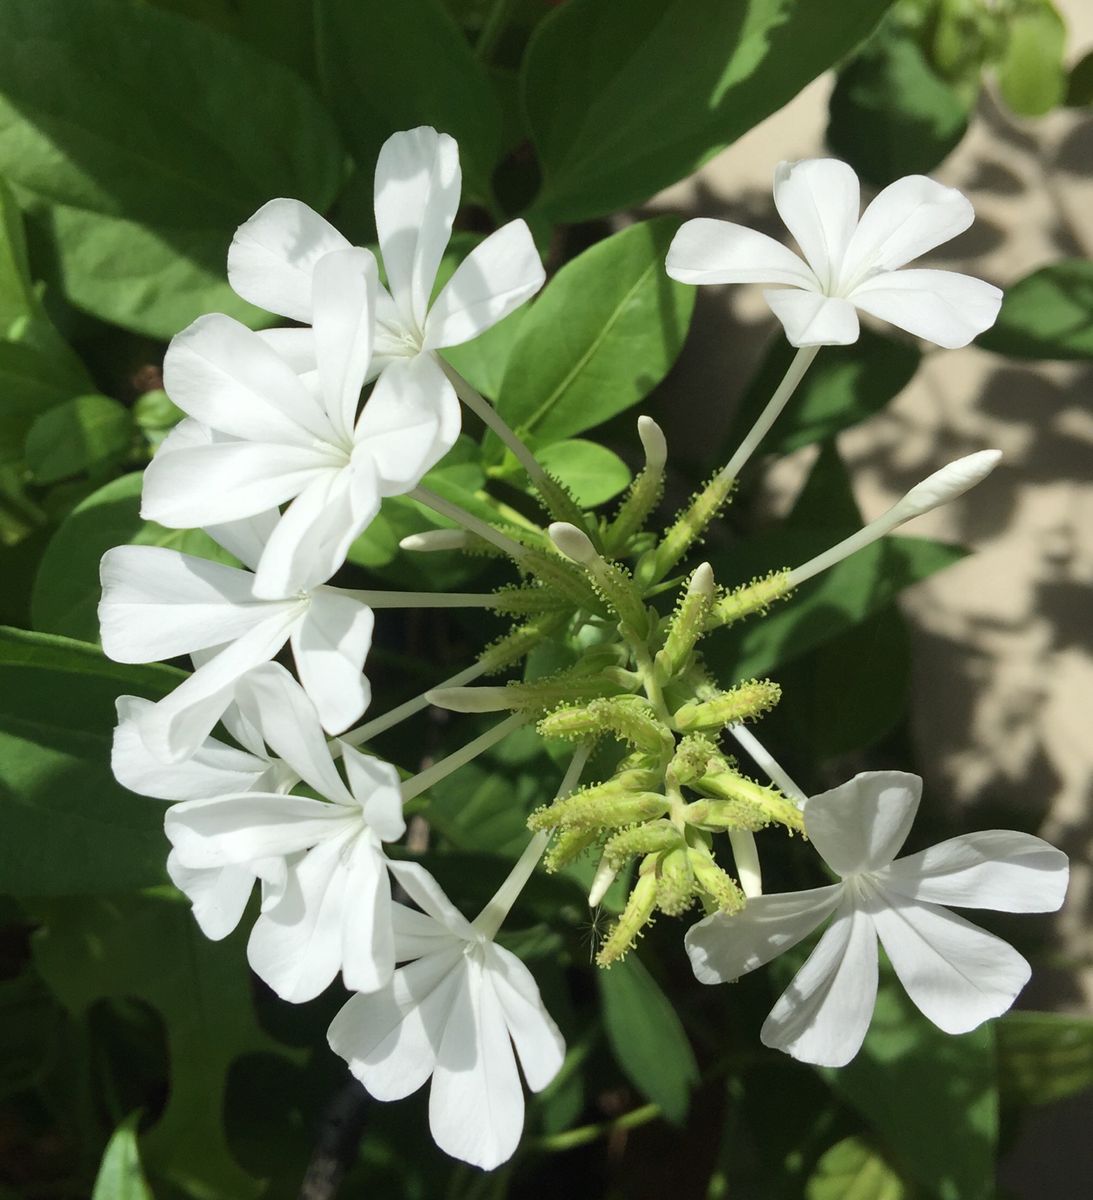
(530, 1102, 662, 1153)
(339, 661, 488, 749)
(342, 589, 502, 609)
(400, 712, 529, 802)
(410, 486, 527, 560)
(728, 723, 806, 805)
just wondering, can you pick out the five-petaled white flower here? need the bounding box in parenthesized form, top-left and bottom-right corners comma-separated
(165, 665, 405, 1002)
(99, 511, 375, 761)
(328, 858, 565, 1171)
(685, 771, 1068, 1068)
(226, 125, 544, 450)
(666, 159, 1002, 349)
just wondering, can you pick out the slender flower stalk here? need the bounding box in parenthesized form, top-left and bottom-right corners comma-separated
(728, 723, 807, 805)
(728, 830, 764, 898)
(399, 712, 529, 802)
(342, 589, 503, 609)
(410, 486, 528, 559)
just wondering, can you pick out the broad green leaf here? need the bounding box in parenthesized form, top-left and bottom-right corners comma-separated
(806, 1136, 908, 1200)
(724, 330, 920, 461)
(37, 204, 270, 339)
(0, 340, 91, 464)
(828, 17, 974, 186)
(522, 0, 894, 222)
(996, 0, 1067, 117)
(0, 627, 183, 895)
(25, 394, 132, 484)
(33, 890, 296, 1199)
(997, 1011, 1093, 1108)
(315, 0, 503, 201)
(827, 973, 998, 1200)
(1067, 48, 1093, 107)
(498, 219, 694, 443)
(597, 955, 698, 1123)
(427, 760, 549, 855)
(92, 1112, 154, 1200)
(31, 472, 231, 643)
(0, 175, 38, 338)
(520, 439, 632, 508)
(977, 261, 1093, 360)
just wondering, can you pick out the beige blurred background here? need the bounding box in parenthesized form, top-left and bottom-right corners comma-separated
(648, 0, 1093, 1026)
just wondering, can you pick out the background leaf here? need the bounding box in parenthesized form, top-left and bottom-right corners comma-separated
(25, 394, 133, 484)
(997, 1011, 1093, 1108)
(977, 261, 1093, 360)
(91, 1112, 154, 1200)
(805, 1135, 909, 1200)
(996, 0, 1067, 117)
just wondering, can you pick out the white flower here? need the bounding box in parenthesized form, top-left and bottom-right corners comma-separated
(164, 665, 405, 1002)
(328, 859, 565, 1171)
(666, 159, 1002, 349)
(99, 511, 374, 761)
(113, 691, 296, 940)
(685, 771, 1068, 1068)
(143, 246, 446, 598)
(226, 125, 544, 436)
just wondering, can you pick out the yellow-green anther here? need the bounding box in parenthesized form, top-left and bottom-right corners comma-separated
(543, 827, 600, 873)
(478, 610, 570, 673)
(528, 787, 668, 832)
(539, 696, 674, 758)
(520, 547, 606, 615)
(673, 678, 781, 732)
(688, 846, 746, 913)
(696, 769, 805, 834)
(490, 584, 574, 616)
(668, 734, 726, 787)
(596, 862, 659, 967)
(705, 569, 792, 630)
(602, 416, 667, 555)
(654, 562, 717, 681)
(637, 470, 736, 587)
(602, 820, 680, 869)
(655, 846, 697, 916)
(549, 523, 650, 635)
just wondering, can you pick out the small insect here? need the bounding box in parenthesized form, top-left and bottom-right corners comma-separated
(577, 904, 610, 965)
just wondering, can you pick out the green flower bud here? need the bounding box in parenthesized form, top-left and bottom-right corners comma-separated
(655, 846, 698, 916)
(688, 845, 746, 914)
(597, 863, 659, 967)
(539, 696, 674, 759)
(528, 784, 668, 832)
(695, 769, 804, 834)
(668, 734, 726, 787)
(704, 569, 792, 630)
(602, 820, 680, 870)
(654, 562, 716, 681)
(543, 827, 600, 873)
(673, 678, 781, 732)
(602, 416, 667, 556)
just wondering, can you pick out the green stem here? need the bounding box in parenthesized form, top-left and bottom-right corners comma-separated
(410, 486, 527, 560)
(400, 713, 529, 802)
(530, 1102, 662, 1153)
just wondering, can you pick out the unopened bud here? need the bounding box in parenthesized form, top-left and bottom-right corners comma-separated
(655, 561, 716, 680)
(588, 853, 619, 907)
(673, 678, 781, 732)
(637, 415, 667, 471)
(399, 529, 469, 552)
(893, 449, 1002, 522)
(549, 521, 598, 565)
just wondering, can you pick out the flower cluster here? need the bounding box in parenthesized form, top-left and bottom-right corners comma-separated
(99, 129, 1068, 1169)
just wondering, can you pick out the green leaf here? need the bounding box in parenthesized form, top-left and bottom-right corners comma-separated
(0, 969, 62, 1101)
(497, 219, 693, 443)
(826, 971, 998, 1200)
(806, 1136, 908, 1200)
(828, 17, 974, 186)
(25, 394, 132, 484)
(522, 0, 894, 222)
(0, 627, 183, 895)
(0, 175, 38, 338)
(597, 955, 698, 1123)
(996, 0, 1067, 117)
(32, 890, 296, 1199)
(36, 204, 270, 339)
(315, 0, 503, 201)
(977, 261, 1093, 360)
(92, 1112, 154, 1200)
(724, 330, 920, 461)
(1066, 48, 1093, 107)
(525, 439, 632, 508)
(0, 339, 89, 464)
(997, 1011, 1093, 1108)
(31, 472, 232, 643)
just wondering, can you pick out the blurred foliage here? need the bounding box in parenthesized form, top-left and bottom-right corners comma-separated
(0, 0, 1086, 1197)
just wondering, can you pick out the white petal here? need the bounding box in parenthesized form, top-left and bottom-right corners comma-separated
(764, 289, 860, 346)
(760, 895, 878, 1067)
(430, 952, 524, 1170)
(483, 942, 565, 1092)
(228, 198, 351, 322)
(166, 792, 357, 866)
(291, 588, 375, 734)
(99, 545, 269, 663)
(341, 745, 405, 840)
(234, 664, 354, 803)
(840, 175, 974, 283)
(391, 902, 457, 962)
(805, 771, 922, 877)
(135, 609, 302, 761)
(665, 218, 817, 288)
(113, 696, 270, 801)
(252, 464, 379, 598)
(313, 247, 378, 443)
(355, 356, 452, 495)
(374, 127, 460, 335)
(340, 837, 396, 994)
(327, 947, 464, 1100)
(204, 510, 280, 574)
(773, 159, 860, 292)
(849, 269, 1003, 348)
(870, 885, 1031, 1034)
(424, 219, 545, 350)
(256, 326, 318, 374)
(684, 885, 842, 984)
(140, 438, 335, 529)
(247, 829, 358, 1002)
(386, 860, 477, 941)
(879, 830, 1069, 913)
(167, 849, 254, 940)
(163, 313, 336, 446)
(371, 284, 412, 364)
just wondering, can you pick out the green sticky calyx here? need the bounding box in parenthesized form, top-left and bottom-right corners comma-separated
(705, 569, 792, 630)
(688, 844, 746, 913)
(528, 782, 668, 833)
(596, 863, 659, 967)
(638, 470, 737, 586)
(543, 826, 600, 873)
(478, 611, 570, 673)
(654, 561, 716, 682)
(602, 418, 667, 556)
(654, 846, 698, 916)
(539, 696, 674, 759)
(521, 547, 607, 615)
(602, 820, 680, 869)
(673, 679, 782, 732)
(694, 769, 804, 834)
(667, 734, 727, 786)
(490, 583, 576, 616)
